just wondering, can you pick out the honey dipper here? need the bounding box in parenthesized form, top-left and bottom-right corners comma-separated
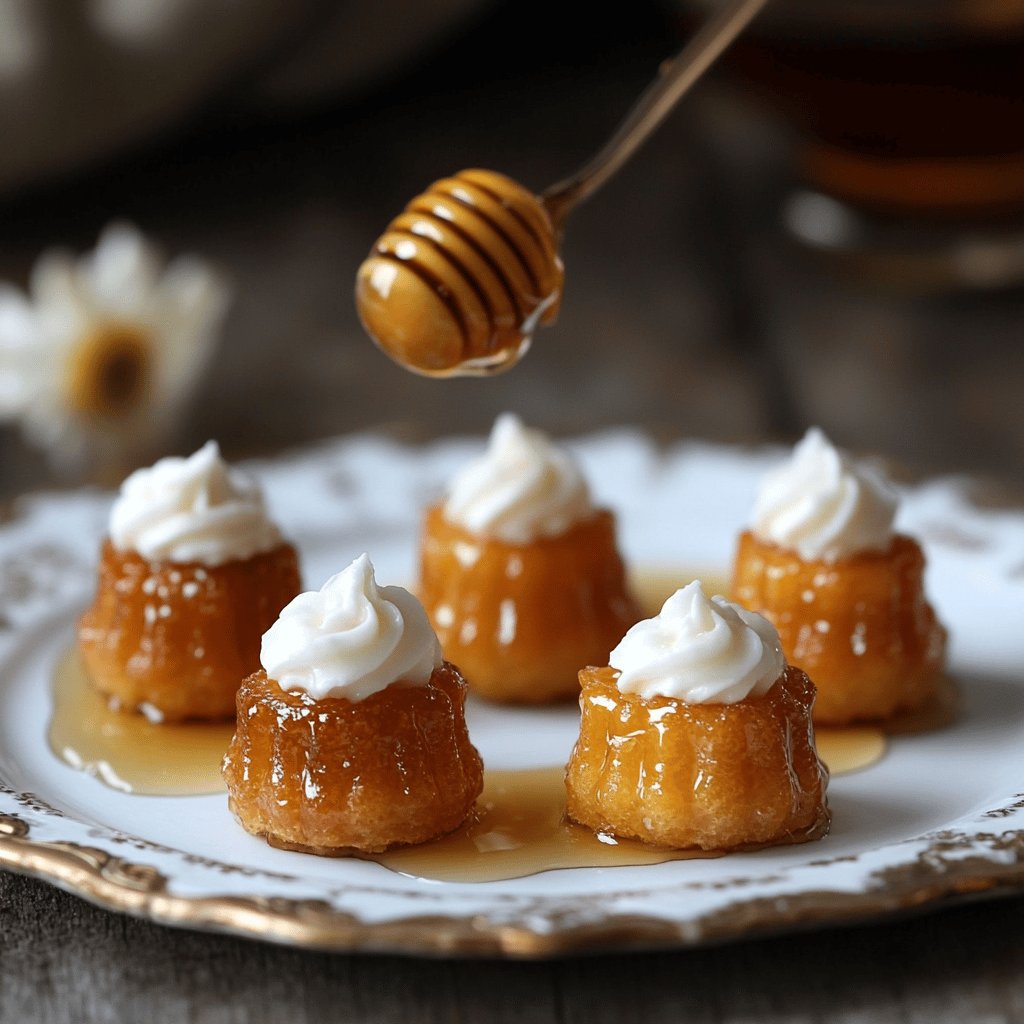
(356, 0, 770, 377)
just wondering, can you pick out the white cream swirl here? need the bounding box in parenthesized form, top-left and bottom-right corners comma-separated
(260, 553, 442, 702)
(443, 413, 593, 543)
(109, 441, 283, 566)
(610, 582, 784, 704)
(751, 428, 897, 562)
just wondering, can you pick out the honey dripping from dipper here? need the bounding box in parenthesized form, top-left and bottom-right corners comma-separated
(354, 0, 771, 377)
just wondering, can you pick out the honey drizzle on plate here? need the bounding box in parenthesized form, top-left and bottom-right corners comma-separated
(49, 647, 887, 793)
(48, 565, 954, 879)
(48, 649, 232, 796)
(375, 766, 720, 881)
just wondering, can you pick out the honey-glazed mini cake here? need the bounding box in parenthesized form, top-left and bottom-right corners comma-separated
(78, 442, 300, 722)
(731, 428, 947, 725)
(418, 413, 640, 704)
(566, 582, 830, 851)
(223, 554, 483, 855)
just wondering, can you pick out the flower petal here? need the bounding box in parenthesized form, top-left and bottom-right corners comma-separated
(157, 256, 232, 338)
(0, 286, 44, 416)
(86, 221, 163, 315)
(0, 284, 37, 350)
(29, 251, 91, 319)
(0, 360, 37, 417)
(153, 256, 231, 395)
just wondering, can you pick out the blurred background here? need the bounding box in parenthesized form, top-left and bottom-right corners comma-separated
(1, 0, 1022, 498)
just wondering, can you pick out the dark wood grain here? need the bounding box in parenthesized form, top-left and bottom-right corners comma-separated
(4, 870, 1024, 1022)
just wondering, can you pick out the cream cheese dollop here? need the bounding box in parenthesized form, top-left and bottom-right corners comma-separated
(751, 427, 897, 562)
(443, 413, 593, 544)
(109, 441, 283, 566)
(610, 581, 785, 704)
(260, 553, 442, 702)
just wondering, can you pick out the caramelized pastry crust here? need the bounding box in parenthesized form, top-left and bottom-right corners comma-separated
(565, 664, 830, 851)
(223, 664, 484, 854)
(418, 505, 640, 703)
(731, 531, 947, 724)
(78, 540, 300, 722)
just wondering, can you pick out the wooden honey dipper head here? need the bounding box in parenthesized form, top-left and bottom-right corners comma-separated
(356, 169, 564, 377)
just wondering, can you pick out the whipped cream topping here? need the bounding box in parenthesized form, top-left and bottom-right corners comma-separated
(751, 428, 897, 562)
(109, 441, 283, 566)
(260, 553, 442, 702)
(443, 413, 593, 543)
(610, 582, 785, 704)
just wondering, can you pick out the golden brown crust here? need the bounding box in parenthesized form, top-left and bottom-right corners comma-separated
(222, 664, 484, 854)
(731, 531, 947, 725)
(77, 540, 301, 722)
(565, 665, 830, 851)
(418, 505, 641, 704)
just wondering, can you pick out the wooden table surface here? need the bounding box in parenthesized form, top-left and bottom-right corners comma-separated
(1, 2, 1023, 1019)
(2, 869, 1024, 1023)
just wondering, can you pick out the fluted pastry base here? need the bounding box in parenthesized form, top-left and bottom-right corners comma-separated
(731, 531, 947, 725)
(222, 664, 484, 855)
(78, 540, 301, 722)
(565, 665, 830, 851)
(418, 506, 640, 704)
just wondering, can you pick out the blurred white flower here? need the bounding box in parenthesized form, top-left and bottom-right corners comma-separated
(0, 222, 230, 475)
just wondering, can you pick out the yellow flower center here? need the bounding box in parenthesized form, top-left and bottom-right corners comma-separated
(65, 322, 152, 419)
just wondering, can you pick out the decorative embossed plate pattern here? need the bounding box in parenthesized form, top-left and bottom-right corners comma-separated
(1, 433, 1023, 957)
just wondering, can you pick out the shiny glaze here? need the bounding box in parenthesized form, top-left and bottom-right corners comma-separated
(631, 568, 892, 775)
(356, 169, 563, 377)
(732, 531, 948, 725)
(418, 506, 640, 703)
(48, 651, 884, 795)
(224, 666, 483, 855)
(78, 539, 301, 722)
(51, 561, 901, 876)
(566, 664, 832, 851)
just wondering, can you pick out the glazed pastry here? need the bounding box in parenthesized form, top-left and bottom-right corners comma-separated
(418, 413, 640, 703)
(731, 428, 947, 725)
(565, 582, 830, 851)
(78, 442, 300, 722)
(223, 554, 483, 854)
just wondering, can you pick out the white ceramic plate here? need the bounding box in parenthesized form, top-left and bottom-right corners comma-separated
(2, 432, 1023, 956)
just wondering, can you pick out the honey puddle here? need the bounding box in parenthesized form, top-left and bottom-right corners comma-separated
(378, 726, 888, 883)
(631, 567, 731, 617)
(816, 727, 886, 774)
(51, 587, 899, 806)
(52, 559, 934, 873)
(375, 766, 719, 881)
(48, 649, 231, 796)
(50, 643, 896, 881)
(51, 557, 917, 802)
(48, 655, 880, 815)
